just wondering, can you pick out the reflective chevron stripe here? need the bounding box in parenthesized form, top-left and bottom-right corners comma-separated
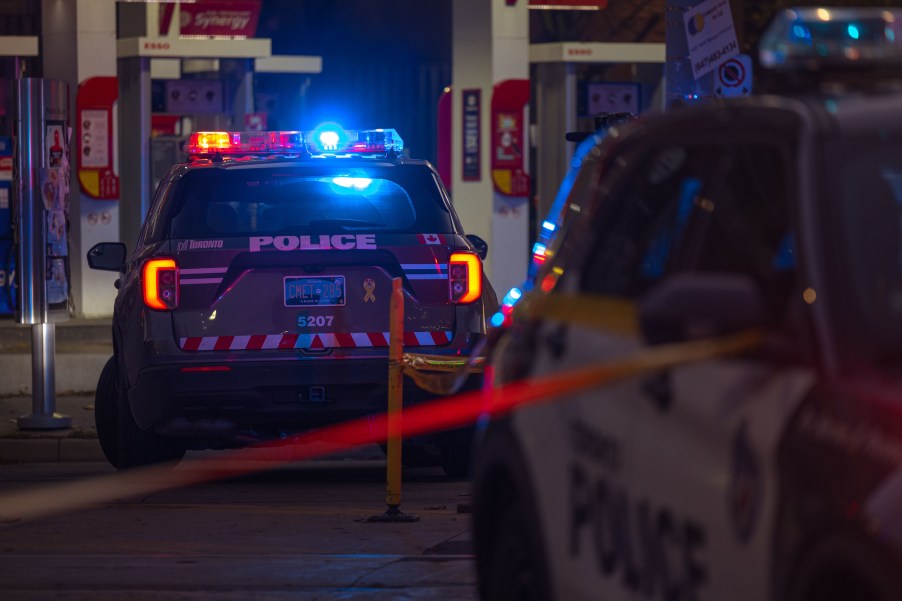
(179, 330, 453, 351)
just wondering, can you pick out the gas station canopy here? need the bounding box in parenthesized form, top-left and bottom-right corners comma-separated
(530, 42, 665, 63)
(0, 36, 38, 57)
(117, 36, 271, 59)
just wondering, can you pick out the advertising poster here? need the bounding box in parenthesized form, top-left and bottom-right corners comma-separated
(46, 257, 67, 305)
(47, 210, 67, 257)
(41, 124, 71, 309)
(46, 123, 65, 168)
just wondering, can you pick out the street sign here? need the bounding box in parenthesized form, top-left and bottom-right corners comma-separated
(714, 54, 753, 98)
(683, 0, 739, 79)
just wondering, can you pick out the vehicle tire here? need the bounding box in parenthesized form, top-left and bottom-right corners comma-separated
(482, 497, 550, 601)
(440, 426, 473, 478)
(787, 532, 900, 601)
(474, 420, 553, 601)
(94, 356, 185, 470)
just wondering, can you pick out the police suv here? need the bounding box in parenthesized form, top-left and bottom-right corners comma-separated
(87, 125, 495, 476)
(473, 8, 902, 601)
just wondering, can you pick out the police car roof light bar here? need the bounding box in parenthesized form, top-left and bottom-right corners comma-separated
(184, 127, 404, 158)
(760, 7, 902, 71)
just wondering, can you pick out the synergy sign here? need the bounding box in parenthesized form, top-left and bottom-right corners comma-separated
(683, 0, 740, 79)
(159, 1, 261, 38)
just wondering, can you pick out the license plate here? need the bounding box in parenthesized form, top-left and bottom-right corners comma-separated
(283, 276, 346, 307)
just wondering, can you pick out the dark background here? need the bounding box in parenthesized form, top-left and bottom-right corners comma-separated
(4, 0, 902, 162)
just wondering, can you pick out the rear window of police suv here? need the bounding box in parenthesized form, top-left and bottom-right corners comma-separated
(149, 165, 456, 242)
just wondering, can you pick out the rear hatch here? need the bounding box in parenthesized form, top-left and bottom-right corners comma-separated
(173, 234, 460, 352)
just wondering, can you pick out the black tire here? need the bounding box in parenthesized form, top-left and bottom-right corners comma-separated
(441, 426, 474, 478)
(787, 532, 901, 601)
(94, 356, 185, 470)
(473, 421, 553, 601)
(482, 496, 550, 601)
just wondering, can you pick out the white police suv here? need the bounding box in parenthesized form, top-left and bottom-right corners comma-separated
(87, 125, 495, 475)
(473, 8, 902, 601)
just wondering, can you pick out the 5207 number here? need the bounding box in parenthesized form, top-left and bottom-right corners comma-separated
(297, 315, 334, 328)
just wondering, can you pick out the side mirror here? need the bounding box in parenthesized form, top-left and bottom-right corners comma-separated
(467, 234, 488, 260)
(639, 272, 766, 345)
(87, 242, 127, 272)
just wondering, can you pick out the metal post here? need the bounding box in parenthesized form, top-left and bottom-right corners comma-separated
(118, 56, 152, 251)
(14, 78, 70, 430)
(18, 323, 69, 428)
(368, 277, 418, 522)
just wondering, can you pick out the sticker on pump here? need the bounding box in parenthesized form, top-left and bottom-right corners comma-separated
(250, 234, 377, 253)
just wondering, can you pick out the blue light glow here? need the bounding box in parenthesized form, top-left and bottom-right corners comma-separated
(847, 24, 860, 39)
(509, 287, 522, 301)
(792, 24, 811, 40)
(490, 312, 505, 328)
(542, 220, 556, 232)
(532, 243, 547, 257)
(332, 177, 373, 190)
(319, 131, 340, 151)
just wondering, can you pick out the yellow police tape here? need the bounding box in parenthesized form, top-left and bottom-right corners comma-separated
(0, 329, 761, 524)
(0, 293, 762, 524)
(400, 353, 485, 395)
(519, 292, 640, 337)
(400, 292, 637, 395)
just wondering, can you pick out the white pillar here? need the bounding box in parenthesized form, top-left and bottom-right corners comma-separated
(42, 0, 119, 318)
(452, 0, 529, 299)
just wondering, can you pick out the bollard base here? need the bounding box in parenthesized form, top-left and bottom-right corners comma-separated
(17, 412, 72, 430)
(366, 505, 420, 523)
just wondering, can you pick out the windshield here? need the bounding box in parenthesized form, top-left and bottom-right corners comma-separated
(827, 139, 902, 363)
(164, 164, 455, 240)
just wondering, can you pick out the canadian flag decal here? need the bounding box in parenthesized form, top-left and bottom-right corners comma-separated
(418, 233, 442, 245)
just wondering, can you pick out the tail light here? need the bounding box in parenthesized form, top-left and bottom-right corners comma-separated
(449, 252, 482, 304)
(142, 258, 179, 310)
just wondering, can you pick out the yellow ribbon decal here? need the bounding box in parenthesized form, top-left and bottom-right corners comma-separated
(363, 278, 376, 302)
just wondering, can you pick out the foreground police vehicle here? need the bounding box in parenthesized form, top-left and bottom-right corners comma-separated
(494, 112, 639, 327)
(473, 8, 902, 601)
(87, 126, 494, 475)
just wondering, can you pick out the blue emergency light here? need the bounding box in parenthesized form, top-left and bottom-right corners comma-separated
(184, 124, 404, 158)
(760, 7, 902, 69)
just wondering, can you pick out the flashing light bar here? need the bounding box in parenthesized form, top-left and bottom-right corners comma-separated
(760, 7, 902, 69)
(184, 126, 404, 157)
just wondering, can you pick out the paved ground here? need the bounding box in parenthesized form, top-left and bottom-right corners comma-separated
(0, 460, 479, 600)
(0, 393, 103, 463)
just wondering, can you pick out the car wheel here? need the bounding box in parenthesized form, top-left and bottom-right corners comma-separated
(788, 531, 900, 601)
(94, 356, 185, 470)
(482, 497, 549, 601)
(474, 421, 553, 601)
(440, 426, 473, 478)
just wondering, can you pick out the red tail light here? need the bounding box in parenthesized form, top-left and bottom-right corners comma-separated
(449, 252, 482, 304)
(142, 258, 179, 310)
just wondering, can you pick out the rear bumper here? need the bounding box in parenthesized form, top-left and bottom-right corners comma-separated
(127, 353, 481, 447)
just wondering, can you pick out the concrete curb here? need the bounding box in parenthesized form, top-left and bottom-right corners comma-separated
(0, 438, 105, 463)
